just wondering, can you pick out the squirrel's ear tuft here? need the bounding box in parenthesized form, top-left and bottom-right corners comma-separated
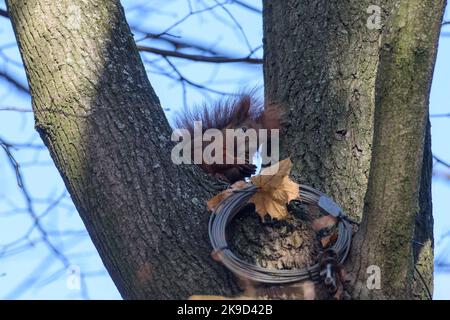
(259, 103, 282, 131)
(231, 94, 252, 126)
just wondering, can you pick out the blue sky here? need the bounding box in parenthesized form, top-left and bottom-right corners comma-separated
(0, 1, 449, 299)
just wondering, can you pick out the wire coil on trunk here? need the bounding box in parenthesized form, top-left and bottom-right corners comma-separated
(208, 184, 353, 284)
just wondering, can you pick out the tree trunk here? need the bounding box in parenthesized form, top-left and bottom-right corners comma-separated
(263, 0, 444, 299)
(7, 0, 445, 299)
(6, 0, 238, 299)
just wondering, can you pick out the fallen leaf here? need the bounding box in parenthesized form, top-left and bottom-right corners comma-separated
(249, 159, 300, 220)
(206, 180, 250, 212)
(251, 158, 293, 191)
(251, 191, 290, 220)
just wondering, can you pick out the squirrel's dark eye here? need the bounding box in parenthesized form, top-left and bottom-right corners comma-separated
(241, 126, 248, 132)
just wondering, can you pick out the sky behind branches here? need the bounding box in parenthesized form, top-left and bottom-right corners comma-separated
(0, 0, 449, 299)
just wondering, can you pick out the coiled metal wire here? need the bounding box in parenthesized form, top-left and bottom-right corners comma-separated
(208, 184, 353, 284)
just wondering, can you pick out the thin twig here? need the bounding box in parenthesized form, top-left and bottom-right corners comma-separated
(231, 0, 262, 14)
(0, 70, 29, 93)
(430, 113, 450, 118)
(155, 1, 226, 37)
(163, 57, 234, 95)
(0, 106, 33, 112)
(213, 0, 253, 52)
(0, 138, 23, 188)
(433, 155, 450, 168)
(133, 29, 221, 56)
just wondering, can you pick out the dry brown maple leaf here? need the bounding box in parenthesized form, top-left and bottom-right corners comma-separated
(206, 180, 250, 212)
(249, 158, 300, 220)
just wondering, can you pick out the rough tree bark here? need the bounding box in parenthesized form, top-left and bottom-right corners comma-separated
(263, 0, 444, 299)
(6, 0, 238, 299)
(6, 0, 445, 299)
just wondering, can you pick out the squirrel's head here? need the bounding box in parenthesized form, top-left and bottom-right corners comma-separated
(224, 94, 281, 134)
(224, 94, 263, 132)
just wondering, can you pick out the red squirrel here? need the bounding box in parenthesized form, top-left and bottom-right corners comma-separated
(173, 93, 280, 183)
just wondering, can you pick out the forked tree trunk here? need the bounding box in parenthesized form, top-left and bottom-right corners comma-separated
(263, 0, 444, 299)
(7, 0, 445, 299)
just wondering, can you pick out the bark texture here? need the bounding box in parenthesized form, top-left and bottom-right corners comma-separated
(350, 1, 443, 299)
(6, 0, 238, 299)
(7, 0, 445, 299)
(264, 0, 380, 220)
(263, 0, 444, 299)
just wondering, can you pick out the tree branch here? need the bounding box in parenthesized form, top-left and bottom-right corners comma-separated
(0, 8, 8, 18)
(132, 28, 221, 55)
(0, 70, 29, 93)
(137, 45, 262, 64)
(0, 106, 32, 112)
(430, 113, 450, 118)
(433, 155, 450, 168)
(231, 0, 262, 14)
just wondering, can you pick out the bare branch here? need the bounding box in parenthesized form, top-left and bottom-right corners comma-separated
(138, 45, 262, 64)
(162, 56, 233, 95)
(0, 106, 32, 112)
(133, 29, 221, 56)
(231, 0, 262, 14)
(0, 8, 8, 18)
(436, 264, 450, 273)
(0, 138, 69, 269)
(213, 0, 253, 52)
(433, 155, 450, 168)
(0, 138, 23, 188)
(155, 1, 226, 37)
(0, 136, 43, 149)
(430, 113, 450, 118)
(0, 70, 29, 93)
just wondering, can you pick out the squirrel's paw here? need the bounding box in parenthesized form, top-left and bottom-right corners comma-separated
(221, 163, 256, 183)
(237, 163, 257, 176)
